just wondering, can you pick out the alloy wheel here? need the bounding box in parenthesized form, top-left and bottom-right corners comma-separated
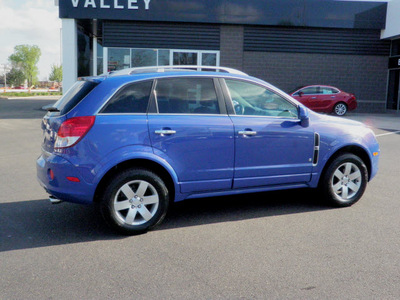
(113, 180, 159, 226)
(334, 103, 347, 116)
(330, 162, 362, 202)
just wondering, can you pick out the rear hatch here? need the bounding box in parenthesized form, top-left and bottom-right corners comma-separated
(42, 79, 100, 153)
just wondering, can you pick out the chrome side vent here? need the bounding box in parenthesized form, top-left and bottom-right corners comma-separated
(313, 133, 320, 165)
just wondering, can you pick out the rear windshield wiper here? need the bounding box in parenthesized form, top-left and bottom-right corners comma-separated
(43, 105, 60, 112)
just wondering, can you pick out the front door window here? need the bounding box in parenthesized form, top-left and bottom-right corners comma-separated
(224, 79, 314, 188)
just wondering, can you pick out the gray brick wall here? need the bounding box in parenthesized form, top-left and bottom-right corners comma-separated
(220, 25, 389, 113)
(220, 25, 244, 71)
(243, 51, 388, 112)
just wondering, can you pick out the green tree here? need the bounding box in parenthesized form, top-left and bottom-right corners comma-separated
(49, 64, 62, 83)
(7, 68, 25, 87)
(8, 45, 41, 86)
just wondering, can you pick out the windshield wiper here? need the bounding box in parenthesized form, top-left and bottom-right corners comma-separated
(43, 105, 60, 112)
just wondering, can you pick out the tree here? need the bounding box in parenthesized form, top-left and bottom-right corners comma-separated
(49, 64, 62, 83)
(6, 68, 25, 87)
(8, 45, 41, 86)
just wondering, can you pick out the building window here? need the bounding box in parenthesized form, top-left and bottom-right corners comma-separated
(77, 28, 92, 77)
(172, 51, 198, 65)
(158, 50, 170, 66)
(107, 48, 130, 72)
(201, 52, 218, 66)
(131, 49, 157, 67)
(106, 48, 219, 72)
(97, 42, 103, 75)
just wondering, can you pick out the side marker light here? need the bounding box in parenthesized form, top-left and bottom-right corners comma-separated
(67, 176, 80, 182)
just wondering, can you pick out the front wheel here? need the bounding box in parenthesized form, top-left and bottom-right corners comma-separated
(320, 154, 368, 207)
(100, 168, 169, 235)
(333, 102, 348, 116)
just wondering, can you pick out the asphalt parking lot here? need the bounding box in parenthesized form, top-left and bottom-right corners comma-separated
(1, 98, 399, 299)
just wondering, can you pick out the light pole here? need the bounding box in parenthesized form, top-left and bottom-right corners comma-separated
(1, 64, 11, 92)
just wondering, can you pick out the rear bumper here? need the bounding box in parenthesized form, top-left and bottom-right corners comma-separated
(36, 151, 95, 204)
(348, 99, 357, 111)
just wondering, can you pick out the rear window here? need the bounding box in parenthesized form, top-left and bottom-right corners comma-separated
(53, 80, 99, 115)
(101, 80, 153, 114)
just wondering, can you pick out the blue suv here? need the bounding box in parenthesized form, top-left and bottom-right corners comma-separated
(37, 66, 379, 234)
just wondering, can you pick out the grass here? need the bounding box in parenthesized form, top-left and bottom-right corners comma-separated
(0, 91, 62, 97)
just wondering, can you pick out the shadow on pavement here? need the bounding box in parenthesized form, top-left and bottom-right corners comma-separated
(376, 128, 400, 135)
(0, 189, 331, 252)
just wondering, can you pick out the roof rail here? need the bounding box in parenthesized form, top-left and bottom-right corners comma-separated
(108, 66, 248, 76)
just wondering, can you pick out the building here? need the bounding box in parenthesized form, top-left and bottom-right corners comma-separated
(381, 0, 400, 111)
(58, 0, 399, 112)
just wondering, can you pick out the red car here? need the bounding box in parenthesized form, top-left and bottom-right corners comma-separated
(290, 85, 357, 116)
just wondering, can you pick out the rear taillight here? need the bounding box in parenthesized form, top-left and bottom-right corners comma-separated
(55, 116, 95, 149)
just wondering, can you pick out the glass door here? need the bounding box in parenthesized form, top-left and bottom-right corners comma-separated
(387, 70, 400, 110)
(171, 50, 219, 66)
(171, 51, 199, 65)
(103, 48, 220, 72)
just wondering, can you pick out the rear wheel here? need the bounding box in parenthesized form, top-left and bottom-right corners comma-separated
(320, 154, 368, 207)
(333, 102, 348, 116)
(100, 168, 169, 235)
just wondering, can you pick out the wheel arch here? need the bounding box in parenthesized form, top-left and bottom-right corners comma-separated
(93, 159, 176, 204)
(319, 145, 372, 187)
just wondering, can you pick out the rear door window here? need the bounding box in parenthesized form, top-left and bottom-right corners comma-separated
(54, 80, 99, 115)
(155, 78, 220, 114)
(321, 87, 333, 94)
(101, 80, 153, 113)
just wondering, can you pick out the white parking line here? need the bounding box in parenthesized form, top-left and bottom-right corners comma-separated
(376, 130, 400, 137)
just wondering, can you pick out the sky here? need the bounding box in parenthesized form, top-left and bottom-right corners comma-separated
(0, 0, 61, 81)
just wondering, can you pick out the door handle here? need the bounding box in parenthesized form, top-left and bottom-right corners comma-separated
(311, 97, 317, 99)
(238, 130, 257, 136)
(155, 129, 176, 135)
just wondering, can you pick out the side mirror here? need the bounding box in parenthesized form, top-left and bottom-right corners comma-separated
(298, 91, 304, 97)
(299, 106, 309, 127)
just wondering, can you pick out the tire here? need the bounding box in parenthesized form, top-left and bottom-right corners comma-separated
(333, 102, 348, 116)
(100, 168, 169, 235)
(320, 154, 368, 207)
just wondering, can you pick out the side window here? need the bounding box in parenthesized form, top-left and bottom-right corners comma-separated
(321, 87, 339, 94)
(321, 87, 332, 94)
(155, 78, 220, 114)
(101, 80, 153, 113)
(301, 87, 318, 95)
(225, 79, 298, 118)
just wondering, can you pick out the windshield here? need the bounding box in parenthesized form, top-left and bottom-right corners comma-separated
(53, 80, 99, 115)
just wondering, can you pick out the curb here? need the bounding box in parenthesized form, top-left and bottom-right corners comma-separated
(0, 96, 61, 100)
